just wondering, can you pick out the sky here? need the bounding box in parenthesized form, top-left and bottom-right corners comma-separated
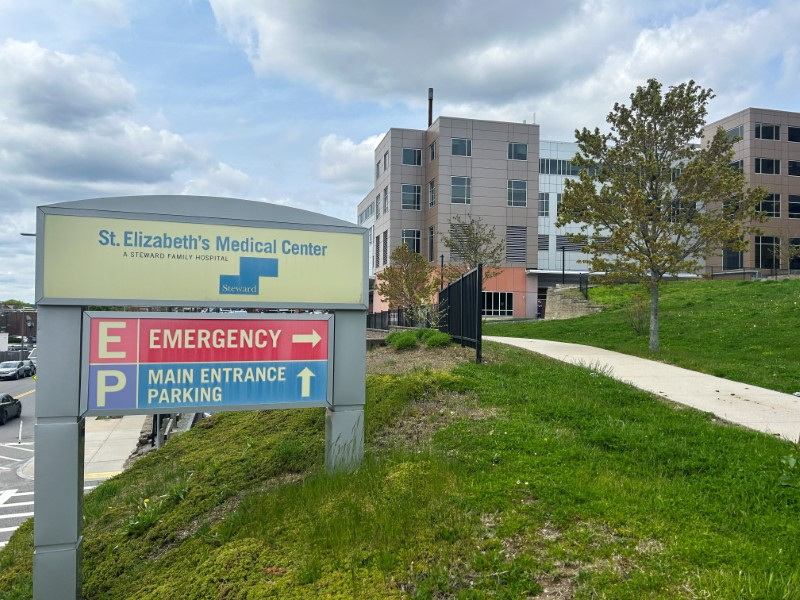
(1, 0, 799, 303)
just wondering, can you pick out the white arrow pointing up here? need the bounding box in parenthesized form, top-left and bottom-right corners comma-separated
(297, 367, 315, 398)
(292, 330, 322, 348)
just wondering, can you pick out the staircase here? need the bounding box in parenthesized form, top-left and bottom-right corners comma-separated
(544, 284, 603, 320)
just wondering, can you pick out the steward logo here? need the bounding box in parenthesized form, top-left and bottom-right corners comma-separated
(219, 257, 278, 295)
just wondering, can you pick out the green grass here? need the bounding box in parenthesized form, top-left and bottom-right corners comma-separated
(484, 278, 800, 394)
(1, 342, 799, 597)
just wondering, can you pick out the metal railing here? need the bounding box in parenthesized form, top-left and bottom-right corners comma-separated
(438, 264, 482, 363)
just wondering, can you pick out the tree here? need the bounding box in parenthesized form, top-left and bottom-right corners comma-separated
(374, 243, 439, 325)
(440, 214, 504, 282)
(559, 78, 766, 352)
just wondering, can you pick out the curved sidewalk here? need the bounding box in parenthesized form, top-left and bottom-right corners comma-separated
(486, 336, 800, 443)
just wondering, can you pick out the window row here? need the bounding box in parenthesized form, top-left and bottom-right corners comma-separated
(539, 158, 583, 176)
(726, 124, 800, 143)
(754, 158, 800, 176)
(723, 237, 800, 270)
(757, 194, 800, 218)
(373, 231, 389, 268)
(400, 178, 529, 208)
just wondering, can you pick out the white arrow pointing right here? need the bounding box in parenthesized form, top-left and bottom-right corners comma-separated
(292, 330, 322, 348)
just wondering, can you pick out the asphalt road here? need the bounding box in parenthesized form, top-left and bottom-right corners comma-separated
(0, 376, 35, 547)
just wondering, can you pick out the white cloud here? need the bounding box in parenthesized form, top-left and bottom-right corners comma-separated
(317, 133, 384, 194)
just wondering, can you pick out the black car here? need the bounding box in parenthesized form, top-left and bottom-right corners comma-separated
(0, 394, 22, 425)
(21, 359, 36, 377)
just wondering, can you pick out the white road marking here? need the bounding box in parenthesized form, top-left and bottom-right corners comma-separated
(0, 455, 23, 462)
(0, 443, 34, 452)
(0, 512, 33, 519)
(0, 489, 16, 505)
(4, 500, 33, 508)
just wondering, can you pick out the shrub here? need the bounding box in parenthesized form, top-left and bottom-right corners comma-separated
(424, 332, 452, 348)
(388, 331, 418, 351)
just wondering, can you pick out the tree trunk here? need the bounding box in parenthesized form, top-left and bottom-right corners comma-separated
(648, 284, 660, 352)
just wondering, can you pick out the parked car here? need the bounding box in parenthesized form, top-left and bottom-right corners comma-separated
(0, 361, 26, 380)
(22, 359, 36, 377)
(0, 394, 22, 425)
(27, 347, 37, 367)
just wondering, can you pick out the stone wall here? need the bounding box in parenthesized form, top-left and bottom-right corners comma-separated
(544, 284, 603, 321)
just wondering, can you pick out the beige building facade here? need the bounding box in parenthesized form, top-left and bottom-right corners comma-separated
(358, 116, 541, 318)
(703, 108, 800, 274)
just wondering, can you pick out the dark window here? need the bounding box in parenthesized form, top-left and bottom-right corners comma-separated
(375, 235, 380, 268)
(402, 229, 420, 253)
(428, 226, 435, 261)
(428, 179, 436, 207)
(755, 236, 780, 269)
(755, 123, 780, 140)
(508, 143, 528, 161)
(758, 193, 780, 217)
(382, 232, 387, 266)
(726, 125, 743, 140)
(401, 184, 420, 210)
(482, 292, 513, 316)
(383, 187, 388, 213)
(507, 180, 527, 207)
(506, 226, 526, 263)
(384, 151, 389, 169)
(429, 141, 436, 161)
(789, 161, 800, 177)
(755, 158, 780, 174)
(451, 176, 471, 204)
(452, 138, 471, 156)
(729, 160, 743, 172)
(788, 126, 800, 143)
(791, 238, 800, 270)
(723, 248, 742, 270)
(402, 148, 421, 166)
(375, 196, 380, 218)
(789, 195, 800, 219)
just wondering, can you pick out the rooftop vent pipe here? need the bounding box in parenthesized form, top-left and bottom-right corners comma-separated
(428, 88, 433, 127)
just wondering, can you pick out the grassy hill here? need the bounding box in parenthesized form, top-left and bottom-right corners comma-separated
(1, 286, 799, 597)
(485, 278, 800, 395)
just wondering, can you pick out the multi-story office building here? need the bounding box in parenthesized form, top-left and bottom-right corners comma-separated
(358, 116, 541, 318)
(703, 108, 800, 274)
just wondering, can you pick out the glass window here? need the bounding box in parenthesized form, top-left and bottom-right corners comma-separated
(507, 180, 527, 207)
(755, 123, 780, 140)
(402, 229, 421, 254)
(789, 161, 800, 177)
(428, 179, 436, 207)
(429, 141, 436, 161)
(755, 236, 780, 269)
(791, 238, 800, 270)
(726, 125, 743, 140)
(428, 226, 435, 261)
(723, 248, 742, 270)
(789, 195, 800, 219)
(758, 193, 780, 217)
(451, 176, 471, 204)
(382, 232, 387, 266)
(788, 126, 800, 143)
(374, 235, 380, 268)
(482, 292, 514, 317)
(538, 192, 549, 217)
(384, 151, 389, 170)
(508, 143, 527, 161)
(402, 148, 421, 166)
(755, 158, 780, 174)
(729, 160, 743, 172)
(401, 184, 420, 210)
(375, 162, 380, 180)
(375, 195, 380, 218)
(452, 138, 471, 156)
(383, 187, 388, 213)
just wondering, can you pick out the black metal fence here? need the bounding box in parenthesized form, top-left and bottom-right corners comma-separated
(366, 307, 439, 330)
(438, 264, 482, 363)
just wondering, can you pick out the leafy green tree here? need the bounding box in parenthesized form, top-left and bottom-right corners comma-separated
(440, 214, 504, 282)
(2, 299, 30, 308)
(374, 244, 439, 325)
(559, 79, 766, 351)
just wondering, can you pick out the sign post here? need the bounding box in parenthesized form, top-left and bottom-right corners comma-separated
(33, 196, 367, 599)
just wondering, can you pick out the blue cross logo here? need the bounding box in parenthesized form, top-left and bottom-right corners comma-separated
(219, 257, 279, 295)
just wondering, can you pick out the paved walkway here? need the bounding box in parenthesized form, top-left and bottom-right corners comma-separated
(486, 336, 800, 443)
(20, 415, 147, 481)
